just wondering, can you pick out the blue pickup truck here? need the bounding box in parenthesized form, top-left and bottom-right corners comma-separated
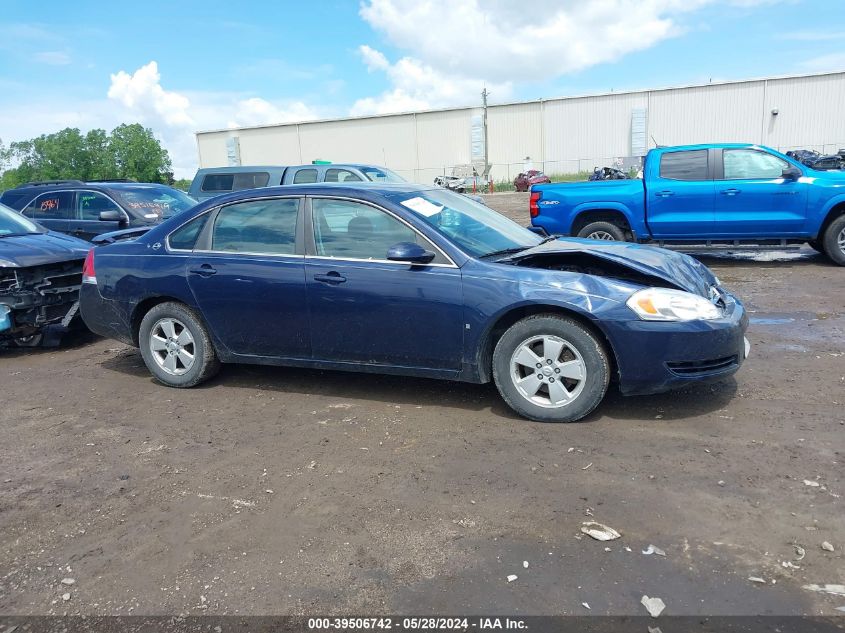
(529, 143, 845, 265)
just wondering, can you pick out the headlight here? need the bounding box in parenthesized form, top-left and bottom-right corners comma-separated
(627, 287, 721, 321)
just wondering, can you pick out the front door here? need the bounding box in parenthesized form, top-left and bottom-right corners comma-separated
(305, 197, 464, 370)
(713, 148, 808, 237)
(646, 149, 714, 238)
(186, 196, 310, 358)
(69, 191, 126, 241)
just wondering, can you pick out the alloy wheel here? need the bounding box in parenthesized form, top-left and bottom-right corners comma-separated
(509, 335, 587, 408)
(149, 317, 195, 376)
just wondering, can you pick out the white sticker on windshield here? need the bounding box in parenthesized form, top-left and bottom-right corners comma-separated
(401, 196, 443, 217)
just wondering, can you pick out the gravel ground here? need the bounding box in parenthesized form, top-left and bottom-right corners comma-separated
(1, 192, 843, 617)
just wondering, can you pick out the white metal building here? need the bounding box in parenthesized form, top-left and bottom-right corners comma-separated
(195, 70, 845, 184)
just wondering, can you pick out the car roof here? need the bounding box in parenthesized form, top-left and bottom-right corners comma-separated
(654, 143, 757, 152)
(11, 181, 177, 191)
(190, 181, 439, 208)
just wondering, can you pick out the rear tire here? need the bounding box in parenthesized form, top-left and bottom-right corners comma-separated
(492, 315, 610, 422)
(821, 215, 845, 265)
(138, 302, 220, 388)
(576, 221, 626, 241)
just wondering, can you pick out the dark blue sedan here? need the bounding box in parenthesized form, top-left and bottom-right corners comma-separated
(79, 183, 748, 422)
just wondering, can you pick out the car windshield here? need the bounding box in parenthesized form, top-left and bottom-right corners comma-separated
(0, 202, 44, 236)
(361, 167, 405, 183)
(389, 189, 542, 258)
(111, 186, 197, 219)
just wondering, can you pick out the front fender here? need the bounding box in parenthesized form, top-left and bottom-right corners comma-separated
(815, 193, 845, 236)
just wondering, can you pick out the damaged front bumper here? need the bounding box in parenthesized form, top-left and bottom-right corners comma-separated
(605, 293, 749, 395)
(0, 260, 84, 344)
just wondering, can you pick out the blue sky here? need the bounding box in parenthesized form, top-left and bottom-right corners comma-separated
(1, 0, 843, 176)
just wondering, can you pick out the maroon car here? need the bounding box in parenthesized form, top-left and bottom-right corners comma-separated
(514, 170, 551, 192)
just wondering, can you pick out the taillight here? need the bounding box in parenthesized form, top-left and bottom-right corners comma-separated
(529, 191, 541, 218)
(82, 249, 96, 284)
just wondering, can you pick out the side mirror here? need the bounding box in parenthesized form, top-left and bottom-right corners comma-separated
(99, 210, 123, 222)
(386, 241, 435, 264)
(782, 166, 802, 180)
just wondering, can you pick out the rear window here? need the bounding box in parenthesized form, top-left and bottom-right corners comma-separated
(201, 172, 270, 192)
(659, 150, 709, 181)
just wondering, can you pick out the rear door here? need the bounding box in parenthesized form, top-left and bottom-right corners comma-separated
(185, 196, 309, 358)
(20, 191, 74, 234)
(712, 147, 807, 237)
(68, 190, 126, 241)
(646, 149, 714, 238)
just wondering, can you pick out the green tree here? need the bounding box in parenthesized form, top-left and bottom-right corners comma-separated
(109, 123, 172, 183)
(0, 124, 173, 188)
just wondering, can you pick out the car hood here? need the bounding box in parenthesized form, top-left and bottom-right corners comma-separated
(0, 231, 89, 268)
(504, 238, 718, 297)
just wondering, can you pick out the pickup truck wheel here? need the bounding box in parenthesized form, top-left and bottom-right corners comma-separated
(492, 315, 610, 423)
(821, 215, 845, 265)
(138, 302, 220, 388)
(577, 221, 626, 241)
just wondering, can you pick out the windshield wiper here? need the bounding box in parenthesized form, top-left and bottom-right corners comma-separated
(538, 234, 563, 244)
(479, 246, 530, 260)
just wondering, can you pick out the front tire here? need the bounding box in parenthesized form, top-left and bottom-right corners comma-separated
(492, 315, 610, 422)
(821, 215, 845, 265)
(138, 302, 220, 388)
(577, 221, 627, 241)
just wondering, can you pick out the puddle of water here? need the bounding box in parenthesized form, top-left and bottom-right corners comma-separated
(750, 317, 795, 325)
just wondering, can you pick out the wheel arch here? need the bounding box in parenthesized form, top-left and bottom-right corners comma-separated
(570, 207, 633, 238)
(474, 303, 619, 384)
(131, 296, 197, 347)
(817, 200, 845, 240)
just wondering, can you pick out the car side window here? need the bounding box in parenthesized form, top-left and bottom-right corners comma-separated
(77, 192, 122, 221)
(292, 169, 318, 184)
(211, 198, 299, 255)
(168, 213, 210, 251)
(659, 150, 709, 181)
(22, 191, 75, 220)
(723, 149, 787, 180)
(312, 199, 442, 262)
(325, 169, 363, 183)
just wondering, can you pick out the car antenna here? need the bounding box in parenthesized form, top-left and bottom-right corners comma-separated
(650, 135, 665, 149)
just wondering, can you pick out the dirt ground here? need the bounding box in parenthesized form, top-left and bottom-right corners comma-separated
(1, 192, 843, 617)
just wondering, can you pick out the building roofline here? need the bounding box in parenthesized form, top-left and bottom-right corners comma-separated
(195, 69, 845, 136)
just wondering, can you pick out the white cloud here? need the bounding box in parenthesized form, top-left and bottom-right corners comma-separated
(350, 47, 512, 116)
(227, 97, 318, 128)
(799, 53, 845, 73)
(100, 61, 324, 177)
(108, 61, 193, 127)
(351, 0, 739, 115)
(358, 0, 714, 83)
(34, 51, 71, 66)
(782, 29, 845, 42)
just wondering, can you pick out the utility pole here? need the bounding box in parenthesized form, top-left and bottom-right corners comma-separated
(482, 87, 490, 178)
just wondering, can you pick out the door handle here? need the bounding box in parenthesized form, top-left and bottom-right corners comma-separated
(188, 264, 217, 277)
(314, 272, 347, 285)
(655, 190, 674, 197)
(720, 188, 741, 196)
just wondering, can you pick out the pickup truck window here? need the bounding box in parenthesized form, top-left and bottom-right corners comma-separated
(659, 150, 708, 181)
(293, 169, 318, 184)
(723, 149, 787, 180)
(201, 172, 270, 192)
(325, 168, 363, 183)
